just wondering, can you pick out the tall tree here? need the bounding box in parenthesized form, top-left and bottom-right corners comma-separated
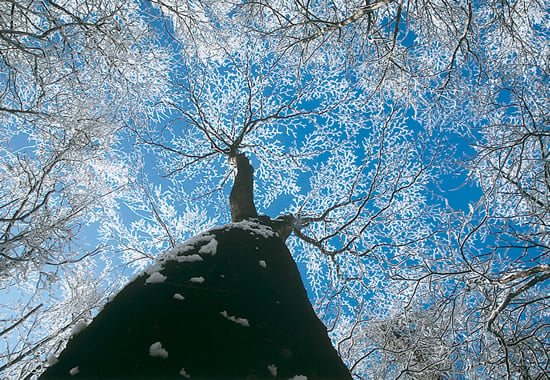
(1, 0, 548, 378)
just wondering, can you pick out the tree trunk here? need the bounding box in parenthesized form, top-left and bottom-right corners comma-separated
(39, 221, 352, 379)
(229, 154, 258, 222)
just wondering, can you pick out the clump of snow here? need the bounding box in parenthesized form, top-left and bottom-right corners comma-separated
(145, 272, 167, 284)
(175, 254, 203, 263)
(289, 376, 307, 380)
(185, 233, 216, 247)
(149, 341, 168, 359)
(47, 354, 59, 366)
(69, 366, 80, 376)
(173, 293, 185, 301)
(189, 276, 205, 284)
(146, 233, 214, 273)
(70, 320, 88, 337)
(259, 260, 267, 268)
(179, 368, 191, 378)
(267, 364, 277, 377)
(225, 220, 276, 238)
(173, 244, 195, 256)
(198, 238, 218, 255)
(145, 262, 165, 276)
(171, 233, 216, 256)
(220, 310, 250, 327)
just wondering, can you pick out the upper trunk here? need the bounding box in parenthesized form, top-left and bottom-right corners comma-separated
(229, 153, 258, 222)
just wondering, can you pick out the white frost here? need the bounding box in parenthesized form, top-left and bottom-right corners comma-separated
(173, 293, 185, 301)
(69, 366, 80, 376)
(259, 260, 267, 268)
(179, 368, 191, 378)
(198, 238, 218, 255)
(267, 364, 277, 377)
(146, 272, 167, 284)
(220, 310, 250, 327)
(149, 341, 169, 359)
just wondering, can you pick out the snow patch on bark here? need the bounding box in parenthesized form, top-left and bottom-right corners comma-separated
(145, 272, 167, 284)
(179, 368, 190, 378)
(175, 233, 216, 254)
(198, 238, 218, 255)
(150, 233, 214, 268)
(220, 310, 250, 327)
(267, 364, 277, 377)
(145, 262, 164, 276)
(149, 342, 168, 358)
(47, 354, 59, 366)
(69, 366, 80, 376)
(70, 320, 88, 337)
(175, 254, 203, 263)
(224, 220, 276, 238)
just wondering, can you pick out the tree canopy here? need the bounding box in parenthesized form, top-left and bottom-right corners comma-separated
(1, 0, 548, 378)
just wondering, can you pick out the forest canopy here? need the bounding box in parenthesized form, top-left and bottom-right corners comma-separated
(1, 0, 548, 378)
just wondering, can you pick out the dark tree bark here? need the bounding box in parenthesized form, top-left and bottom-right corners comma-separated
(39, 222, 352, 379)
(229, 154, 258, 222)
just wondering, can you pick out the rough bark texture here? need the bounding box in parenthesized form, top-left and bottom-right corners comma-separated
(40, 221, 351, 379)
(229, 154, 258, 222)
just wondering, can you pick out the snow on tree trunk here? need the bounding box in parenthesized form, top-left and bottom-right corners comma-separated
(39, 221, 351, 379)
